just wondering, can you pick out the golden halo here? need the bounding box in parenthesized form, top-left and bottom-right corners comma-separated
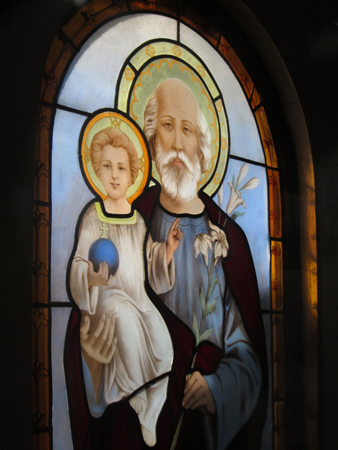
(116, 40, 229, 197)
(80, 111, 150, 203)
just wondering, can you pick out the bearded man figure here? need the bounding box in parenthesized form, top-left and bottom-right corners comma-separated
(64, 78, 268, 450)
(134, 78, 268, 450)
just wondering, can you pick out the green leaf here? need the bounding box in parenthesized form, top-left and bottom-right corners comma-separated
(232, 172, 235, 186)
(207, 277, 218, 300)
(206, 298, 218, 315)
(192, 314, 199, 342)
(199, 327, 213, 344)
(199, 285, 206, 312)
(231, 211, 246, 221)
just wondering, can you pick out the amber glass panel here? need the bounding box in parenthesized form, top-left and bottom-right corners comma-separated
(218, 36, 254, 100)
(271, 241, 283, 310)
(33, 205, 49, 304)
(272, 314, 284, 398)
(32, 432, 50, 450)
(32, 309, 50, 432)
(35, 106, 51, 203)
(303, 182, 318, 315)
(255, 106, 278, 168)
(129, 0, 177, 15)
(274, 401, 285, 450)
(251, 86, 261, 109)
(62, 0, 128, 47)
(308, 261, 318, 313)
(268, 169, 282, 239)
(40, 35, 76, 104)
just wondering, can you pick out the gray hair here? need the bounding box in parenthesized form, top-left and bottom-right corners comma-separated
(143, 86, 212, 173)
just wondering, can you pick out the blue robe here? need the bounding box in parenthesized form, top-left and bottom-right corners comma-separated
(148, 204, 261, 450)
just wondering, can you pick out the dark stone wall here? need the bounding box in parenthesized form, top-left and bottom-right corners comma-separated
(238, 3, 338, 450)
(0, 0, 337, 448)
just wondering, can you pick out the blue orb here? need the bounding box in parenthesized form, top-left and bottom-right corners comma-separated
(88, 238, 119, 277)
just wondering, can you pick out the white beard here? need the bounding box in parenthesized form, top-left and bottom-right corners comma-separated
(154, 143, 202, 203)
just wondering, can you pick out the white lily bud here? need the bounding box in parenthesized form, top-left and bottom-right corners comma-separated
(236, 163, 249, 186)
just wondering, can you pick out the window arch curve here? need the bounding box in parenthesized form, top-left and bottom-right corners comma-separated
(32, 2, 317, 450)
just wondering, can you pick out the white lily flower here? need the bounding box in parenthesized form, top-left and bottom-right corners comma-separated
(226, 182, 247, 216)
(208, 221, 229, 264)
(240, 177, 259, 191)
(194, 233, 213, 267)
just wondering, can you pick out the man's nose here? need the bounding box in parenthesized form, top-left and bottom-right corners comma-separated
(173, 128, 183, 151)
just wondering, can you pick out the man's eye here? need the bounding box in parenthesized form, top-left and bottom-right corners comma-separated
(119, 167, 126, 171)
(183, 127, 191, 134)
(163, 122, 173, 130)
(104, 164, 111, 168)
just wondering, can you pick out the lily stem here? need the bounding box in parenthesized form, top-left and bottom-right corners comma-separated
(170, 256, 216, 450)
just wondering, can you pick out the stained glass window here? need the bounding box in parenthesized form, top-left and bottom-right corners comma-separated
(33, 2, 287, 449)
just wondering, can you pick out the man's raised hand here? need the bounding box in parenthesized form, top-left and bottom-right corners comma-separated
(166, 218, 183, 265)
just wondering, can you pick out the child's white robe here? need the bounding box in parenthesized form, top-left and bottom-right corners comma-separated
(70, 202, 174, 442)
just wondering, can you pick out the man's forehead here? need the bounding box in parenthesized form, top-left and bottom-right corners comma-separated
(156, 80, 198, 120)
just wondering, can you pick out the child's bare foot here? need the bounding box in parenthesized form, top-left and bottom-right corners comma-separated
(141, 425, 156, 447)
(129, 396, 146, 415)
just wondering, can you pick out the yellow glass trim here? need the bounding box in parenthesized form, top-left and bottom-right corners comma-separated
(130, 41, 220, 99)
(204, 100, 229, 196)
(95, 202, 137, 225)
(118, 65, 136, 113)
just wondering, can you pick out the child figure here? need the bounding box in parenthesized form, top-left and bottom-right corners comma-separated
(70, 127, 182, 447)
